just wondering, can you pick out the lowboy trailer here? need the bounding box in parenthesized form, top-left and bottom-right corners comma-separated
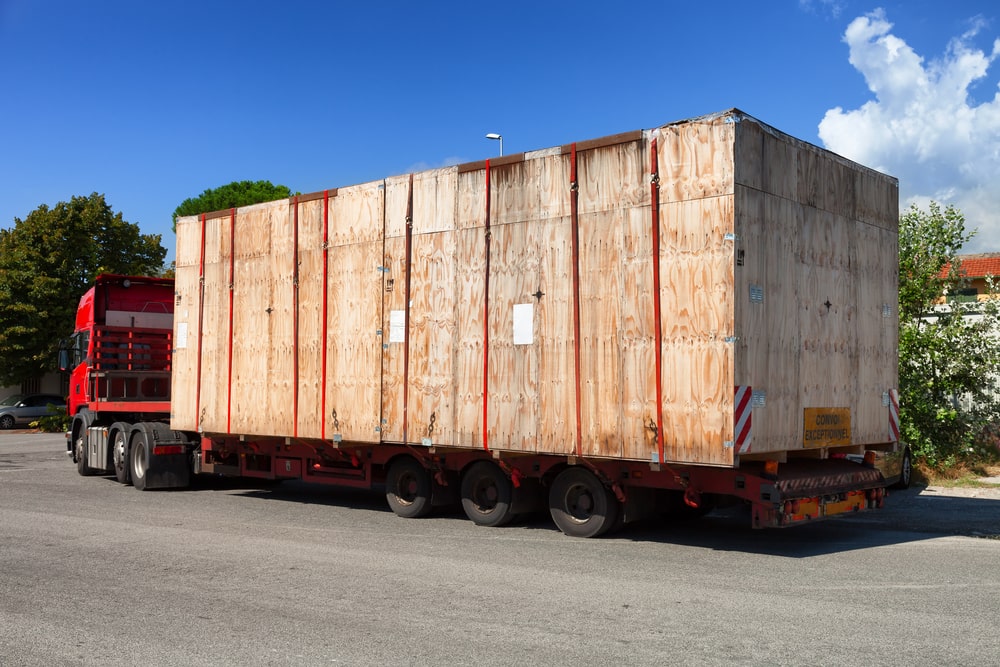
(65, 110, 902, 536)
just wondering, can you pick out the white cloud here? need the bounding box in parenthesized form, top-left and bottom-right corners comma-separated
(819, 9, 1000, 252)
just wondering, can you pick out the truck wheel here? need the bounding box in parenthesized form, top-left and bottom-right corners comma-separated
(461, 461, 515, 527)
(73, 410, 96, 476)
(548, 467, 620, 538)
(75, 434, 96, 476)
(893, 449, 913, 490)
(130, 435, 149, 491)
(112, 428, 131, 485)
(385, 457, 433, 518)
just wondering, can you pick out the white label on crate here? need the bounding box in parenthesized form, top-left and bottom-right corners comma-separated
(513, 303, 534, 345)
(176, 322, 188, 349)
(389, 310, 405, 343)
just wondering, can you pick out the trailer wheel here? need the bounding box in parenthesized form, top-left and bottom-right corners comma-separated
(385, 457, 433, 518)
(112, 427, 131, 485)
(461, 461, 515, 527)
(548, 467, 619, 538)
(130, 434, 149, 491)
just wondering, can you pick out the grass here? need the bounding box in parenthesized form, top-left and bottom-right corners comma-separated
(916, 461, 1000, 488)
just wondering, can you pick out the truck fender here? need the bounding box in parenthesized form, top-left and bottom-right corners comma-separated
(129, 422, 192, 491)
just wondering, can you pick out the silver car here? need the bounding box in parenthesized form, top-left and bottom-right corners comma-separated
(0, 394, 66, 429)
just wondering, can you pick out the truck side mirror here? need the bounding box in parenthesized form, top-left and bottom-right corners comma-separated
(58, 345, 70, 372)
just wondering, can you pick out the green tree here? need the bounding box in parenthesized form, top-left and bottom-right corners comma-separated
(172, 180, 292, 229)
(0, 193, 166, 386)
(898, 202, 1000, 466)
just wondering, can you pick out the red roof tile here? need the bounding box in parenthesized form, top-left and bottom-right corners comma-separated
(938, 253, 1000, 279)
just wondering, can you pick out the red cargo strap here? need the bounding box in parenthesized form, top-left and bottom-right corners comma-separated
(321, 190, 330, 440)
(569, 143, 583, 458)
(196, 213, 207, 432)
(292, 196, 301, 437)
(402, 174, 414, 444)
(226, 208, 236, 433)
(650, 138, 665, 464)
(482, 159, 492, 452)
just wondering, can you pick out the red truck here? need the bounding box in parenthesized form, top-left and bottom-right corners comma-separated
(62, 111, 908, 535)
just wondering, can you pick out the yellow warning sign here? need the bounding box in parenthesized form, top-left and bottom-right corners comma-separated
(803, 408, 851, 448)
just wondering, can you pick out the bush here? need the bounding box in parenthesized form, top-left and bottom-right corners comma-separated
(31, 405, 70, 433)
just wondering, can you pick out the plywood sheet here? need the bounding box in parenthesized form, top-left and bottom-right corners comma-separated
(170, 216, 203, 431)
(173, 110, 898, 468)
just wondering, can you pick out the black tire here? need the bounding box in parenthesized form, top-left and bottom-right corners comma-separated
(893, 449, 913, 490)
(112, 427, 131, 485)
(461, 461, 516, 527)
(548, 467, 620, 538)
(385, 457, 433, 518)
(130, 434, 149, 491)
(75, 432, 96, 476)
(0, 414, 14, 430)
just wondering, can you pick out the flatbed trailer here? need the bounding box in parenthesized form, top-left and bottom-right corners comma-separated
(66, 110, 902, 536)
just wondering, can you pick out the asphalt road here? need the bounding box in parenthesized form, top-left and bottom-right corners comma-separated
(2, 433, 999, 666)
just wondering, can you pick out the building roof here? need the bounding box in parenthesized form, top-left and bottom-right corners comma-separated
(939, 253, 1000, 279)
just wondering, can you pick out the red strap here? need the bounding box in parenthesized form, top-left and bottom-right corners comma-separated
(482, 160, 492, 451)
(569, 144, 583, 458)
(226, 209, 236, 433)
(650, 138, 665, 464)
(321, 190, 330, 440)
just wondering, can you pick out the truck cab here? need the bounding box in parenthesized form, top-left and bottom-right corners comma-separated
(60, 274, 176, 464)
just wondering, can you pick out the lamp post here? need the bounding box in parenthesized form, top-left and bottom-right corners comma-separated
(485, 133, 503, 156)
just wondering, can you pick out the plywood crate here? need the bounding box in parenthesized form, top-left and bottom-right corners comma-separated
(171, 109, 898, 466)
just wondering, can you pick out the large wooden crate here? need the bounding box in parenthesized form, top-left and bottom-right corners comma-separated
(171, 110, 899, 466)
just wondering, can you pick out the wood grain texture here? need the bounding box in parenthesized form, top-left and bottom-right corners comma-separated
(172, 111, 898, 467)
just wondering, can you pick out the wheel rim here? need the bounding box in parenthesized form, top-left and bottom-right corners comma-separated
(394, 471, 418, 506)
(562, 483, 597, 524)
(114, 434, 126, 471)
(470, 477, 500, 513)
(75, 437, 85, 462)
(132, 443, 146, 480)
(901, 454, 912, 486)
(0, 415, 13, 429)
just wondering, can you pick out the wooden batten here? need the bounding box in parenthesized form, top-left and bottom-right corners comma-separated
(172, 109, 898, 468)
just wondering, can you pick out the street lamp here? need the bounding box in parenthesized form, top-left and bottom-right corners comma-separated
(485, 133, 503, 156)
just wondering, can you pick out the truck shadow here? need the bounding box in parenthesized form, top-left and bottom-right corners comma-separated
(206, 478, 1000, 557)
(604, 486, 1000, 557)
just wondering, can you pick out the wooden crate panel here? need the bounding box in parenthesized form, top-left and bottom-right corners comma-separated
(407, 229, 458, 446)
(656, 119, 734, 203)
(170, 216, 203, 431)
(577, 139, 646, 214)
(327, 240, 383, 442)
(198, 215, 230, 434)
(453, 226, 487, 448)
(172, 110, 898, 468)
(229, 205, 277, 435)
(330, 182, 384, 246)
(577, 208, 626, 458)
(295, 197, 325, 438)
(485, 220, 540, 451)
(534, 217, 577, 454)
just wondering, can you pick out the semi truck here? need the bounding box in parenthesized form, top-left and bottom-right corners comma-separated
(63, 110, 905, 536)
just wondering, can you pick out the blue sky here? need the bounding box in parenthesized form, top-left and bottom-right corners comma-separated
(3, 1, 1000, 263)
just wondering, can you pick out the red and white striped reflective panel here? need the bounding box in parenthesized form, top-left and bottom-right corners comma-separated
(888, 388, 900, 442)
(735, 385, 752, 453)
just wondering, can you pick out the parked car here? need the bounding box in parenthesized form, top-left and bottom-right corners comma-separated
(0, 394, 67, 429)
